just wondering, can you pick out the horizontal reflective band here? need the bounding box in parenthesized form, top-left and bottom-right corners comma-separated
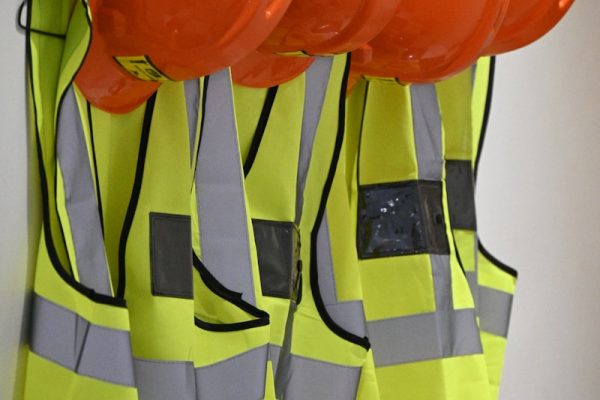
(367, 308, 482, 367)
(29, 294, 135, 387)
(479, 286, 514, 338)
(357, 180, 450, 259)
(445, 160, 476, 230)
(277, 354, 361, 400)
(134, 346, 268, 400)
(252, 219, 299, 299)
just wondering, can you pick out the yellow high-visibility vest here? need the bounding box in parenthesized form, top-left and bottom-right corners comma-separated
(346, 77, 491, 400)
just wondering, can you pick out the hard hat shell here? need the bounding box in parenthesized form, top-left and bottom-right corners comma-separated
(76, 0, 292, 113)
(231, 51, 314, 88)
(232, 0, 402, 88)
(257, 0, 402, 56)
(351, 0, 510, 83)
(484, 0, 575, 55)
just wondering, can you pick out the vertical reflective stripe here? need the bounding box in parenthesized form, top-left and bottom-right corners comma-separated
(279, 354, 361, 400)
(295, 57, 333, 223)
(466, 270, 479, 310)
(269, 343, 282, 374)
(195, 345, 268, 400)
(479, 286, 514, 338)
(410, 84, 444, 181)
(317, 214, 367, 337)
(195, 69, 255, 305)
(184, 79, 201, 164)
(56, 87, 111, 296)
(29, 294, 135, 387)
(367, 308, 482, 366)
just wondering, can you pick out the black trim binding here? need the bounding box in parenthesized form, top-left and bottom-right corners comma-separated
(26, 0, 125, 307)
(478, 241, 518, 278)
(192, 254, 270, 332)
(474, 56, 496, 180)
(17, 1, 66, 39)
(243, 86, 279, 176)
(192, 76, 210, 182)
(86, 101, 104, 235)
(309, 54, 371, 351)
(116, 94, 156, 298)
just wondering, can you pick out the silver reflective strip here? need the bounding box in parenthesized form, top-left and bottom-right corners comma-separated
(278, 354, 361, 400)
(479, 286, 513, 338)
(134, 346, 268, 400)
(368, 255, 483, 367)
(195, 69, 255, 305)
(466, 270, 479, 312)
(269, 343, 282, 374)
(134, 359, 196, 400)
(410, 84, 444, 181)
(294, 56, 334, 223)
(368, 308, 482, 366)
(57, 87, 111, 296)
(317, 214, 367, 337)
(195, 345, 268, 400)
(184, 79, 201, 164)
(29, 294, 135, 386)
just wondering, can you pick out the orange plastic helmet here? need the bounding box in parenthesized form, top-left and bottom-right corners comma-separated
(76, 0, 292, 113)
(351, 0, 510, 83)
(232, 0, 402, 88)
(484, 0, 575, 55)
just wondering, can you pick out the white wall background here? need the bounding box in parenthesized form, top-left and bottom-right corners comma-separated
(0, 1, 39, 399)
(0, 1, 598, 399)
(477, 1, 600, 399)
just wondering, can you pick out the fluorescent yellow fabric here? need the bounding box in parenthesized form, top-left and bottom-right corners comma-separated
(347, 78, 490, 400)
(24, 1, 137, 398)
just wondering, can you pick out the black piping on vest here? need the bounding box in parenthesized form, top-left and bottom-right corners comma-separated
(309, 54, 371, 351)
(474, 56, 496, 180)
(26, 0, 125, 307)
(243, 86, 279, 176)
(116, 93, 156, 298)
(478, 241, 518, 278)
(193, 254, 270, 332)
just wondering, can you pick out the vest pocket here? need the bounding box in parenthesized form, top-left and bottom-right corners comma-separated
(150, 212, 193, 299)
(252, 219, 301, 301)
(357, 180, 450, 259)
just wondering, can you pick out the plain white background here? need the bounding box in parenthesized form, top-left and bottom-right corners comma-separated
(0, 1, 598, 399)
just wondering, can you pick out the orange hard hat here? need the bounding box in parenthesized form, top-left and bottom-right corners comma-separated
(232, 0, 402, 88)
(351, 0, 510, 83)
(231, 52, 314, 88)
(76, 0, 292, 113)
(484, 0, 575, 55)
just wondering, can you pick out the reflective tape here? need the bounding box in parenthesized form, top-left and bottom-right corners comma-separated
(29, 294, 135, 387)
(56, 87, 111, 296)
(295, 56, 333, 223)
(479, 286, 513, 338)
(195, 69, 256, 305)
(410, 84, 444, 182)
(368, 308, 482, 366)
(184, 79, 201, 164)
(277, 354, 361, 400)
(134, 346, 268, 400)
(317, 214, 367, 338)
